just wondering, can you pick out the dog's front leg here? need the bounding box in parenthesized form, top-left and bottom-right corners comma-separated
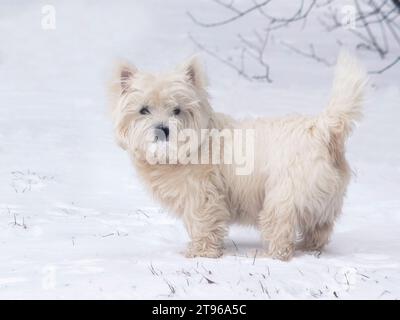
(183, 189, 230, 258)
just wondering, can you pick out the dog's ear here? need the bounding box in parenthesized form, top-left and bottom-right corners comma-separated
(179, 56, 207, 89)
(118, 63, 137, 94)
(109, 62, 137, 150)
(109, 61, 138, 100)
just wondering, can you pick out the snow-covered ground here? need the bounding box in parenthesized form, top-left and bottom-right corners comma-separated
(0, 0, 399, 299)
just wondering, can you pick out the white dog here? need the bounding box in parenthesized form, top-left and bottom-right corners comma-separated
(109, 51, 367, 260)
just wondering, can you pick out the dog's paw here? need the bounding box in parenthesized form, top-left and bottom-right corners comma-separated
(305, 249, 322, 258)
(268, 245, 294, 261)
(185, 243, 223, 259)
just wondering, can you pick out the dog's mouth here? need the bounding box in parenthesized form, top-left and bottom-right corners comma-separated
(154, 135, 168, 143)
(153, 136, 170, 147)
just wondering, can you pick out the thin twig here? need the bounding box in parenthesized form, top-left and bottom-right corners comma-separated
(369, 56, 400, 73)
(187, 0, 273, 28)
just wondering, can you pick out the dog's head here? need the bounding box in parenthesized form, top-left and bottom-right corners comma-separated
(110, 57, 213, 163)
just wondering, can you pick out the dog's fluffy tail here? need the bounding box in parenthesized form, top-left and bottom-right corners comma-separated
(321, 50, 368, 140)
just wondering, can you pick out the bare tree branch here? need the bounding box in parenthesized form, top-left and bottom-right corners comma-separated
(369, 55, 400, 73)
(187, 0, 273, 28)
(355, 0, 387, 58)
(281, 42, 333, 66)
(189, 0, 400, 80)
(189, 33, 273, 82)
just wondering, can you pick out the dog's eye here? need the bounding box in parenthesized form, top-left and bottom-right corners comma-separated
(139, 106, 150, 115)
(172, 107, 181, 116)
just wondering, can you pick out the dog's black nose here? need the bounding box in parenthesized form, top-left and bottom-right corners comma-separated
(155, 124, 169, 141)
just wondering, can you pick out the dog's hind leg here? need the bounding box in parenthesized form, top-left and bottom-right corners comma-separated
(300, 198, 342, 252)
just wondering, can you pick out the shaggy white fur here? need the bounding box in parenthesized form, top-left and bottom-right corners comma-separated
(109, 51, 367, 261)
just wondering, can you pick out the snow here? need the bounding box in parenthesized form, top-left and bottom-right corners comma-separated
(0, 0, 399, 299)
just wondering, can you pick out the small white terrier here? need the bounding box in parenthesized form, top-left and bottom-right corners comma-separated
(109, 51, 367, 261)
